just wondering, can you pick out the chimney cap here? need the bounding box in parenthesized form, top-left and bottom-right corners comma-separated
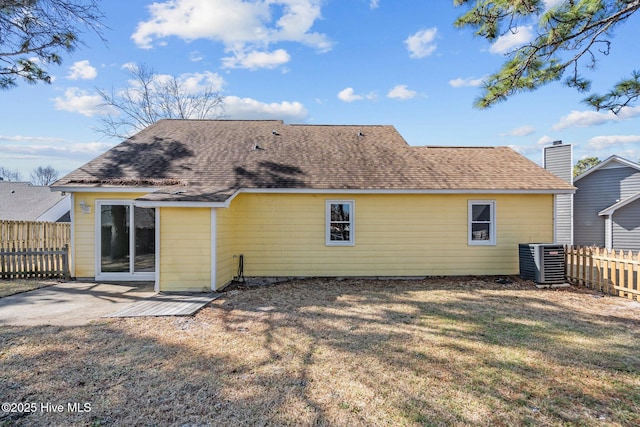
(552, 140, 563, 145)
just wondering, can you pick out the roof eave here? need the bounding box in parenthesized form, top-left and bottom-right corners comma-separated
(598, 191, 640, 216)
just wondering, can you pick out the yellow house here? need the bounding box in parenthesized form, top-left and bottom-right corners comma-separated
(52, 120, 575, 292)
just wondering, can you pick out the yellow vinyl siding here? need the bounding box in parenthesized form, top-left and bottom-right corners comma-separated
(159, 207, 211, 291)
(225, 193, 553, 277)
(71, 192, 147, 278)
(215, 207, 235, 289)
(71, 190, 554, 289)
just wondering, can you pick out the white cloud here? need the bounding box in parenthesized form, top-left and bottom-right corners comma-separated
(405, 27, 438, 58)
(131, 0, 331, 69)
(189, 51, 204, 62)
(52, 88, 116, 117)
(0, 141, 115, 160)
(617, 106, 640, 120)
(552, 106, 640, 130)
(449, 76, 485, 88)
(553, 110, 614, 130)
(67, 60, 97, 80)
(587, 135, 640, 150)
(121, 66, 225, 95)
(370, 0, 380, 9)
(224, 96, 307, 121)
(121, 62, 138, 72)
(177, 71, 225, 92)
(337, 87, 376, 103)
(387, 84, 417, 100)
(489, 26, 533, 54)
(0, 135, 65, 143)
(502, 125, 535, 137)
(537, 135, 556, 146)
(338, 88, 361, 102)
(222, 49, 291, 70)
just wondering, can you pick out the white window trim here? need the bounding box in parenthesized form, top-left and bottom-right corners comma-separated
(468, 200, 496, 246)
(94, 200, 157, 281)
(326, 200, 355, 246)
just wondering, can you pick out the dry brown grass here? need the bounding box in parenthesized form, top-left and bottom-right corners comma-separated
(0, 279, 55, 298)
(1, 276, 639, 426)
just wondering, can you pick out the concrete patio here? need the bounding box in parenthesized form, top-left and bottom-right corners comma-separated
(0, 281, 178, 326)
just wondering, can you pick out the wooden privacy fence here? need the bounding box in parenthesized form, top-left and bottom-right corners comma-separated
(0, 220, 70, 250)
(0, 221, 71, 279)
(566, 246, 639, 302)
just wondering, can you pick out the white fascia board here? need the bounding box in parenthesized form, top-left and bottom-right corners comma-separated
(133, 188, 574, 208)
(36, 195, 71, 222)
(55, 186, 575, 210)
(239, 188, 575, 195)
(134, 199, 233, 208)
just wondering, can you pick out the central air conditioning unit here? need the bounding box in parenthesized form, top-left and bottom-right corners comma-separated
(519, 243, 565, 284)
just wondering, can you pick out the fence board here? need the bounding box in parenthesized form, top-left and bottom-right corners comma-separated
(0, 220, 71, 280)
(566, 246, 640, 302)
(0, 246, 69, 279)
(0, 220, 70, 250)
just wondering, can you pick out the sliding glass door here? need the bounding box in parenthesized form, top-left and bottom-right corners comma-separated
(98, 202, 156, 280)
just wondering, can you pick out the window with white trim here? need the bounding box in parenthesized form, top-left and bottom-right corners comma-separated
(326, 200, 354, 246)
(468, 200, 496, 245)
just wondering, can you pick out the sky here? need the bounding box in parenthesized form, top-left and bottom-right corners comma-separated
(1, 0, 640, 182)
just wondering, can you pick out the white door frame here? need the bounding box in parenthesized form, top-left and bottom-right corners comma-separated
(95, 200, 157, 282)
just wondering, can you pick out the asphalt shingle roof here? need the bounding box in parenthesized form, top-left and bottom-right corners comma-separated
(54, 119, 575, 202)
(0, 182, 69, 221)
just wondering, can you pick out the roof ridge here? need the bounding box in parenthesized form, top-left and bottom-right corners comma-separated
(416, 146, 500, 149)
(157, 118, 285, 124)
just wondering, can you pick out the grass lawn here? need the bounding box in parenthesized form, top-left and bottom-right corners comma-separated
(1, 277, 639, 426)
(0, 279, 55, 298)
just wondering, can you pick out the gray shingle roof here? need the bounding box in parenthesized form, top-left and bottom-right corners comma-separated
(0, 182, 70, 221)
(54, 119, 575, 202)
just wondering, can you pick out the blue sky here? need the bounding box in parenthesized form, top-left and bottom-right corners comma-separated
(1, 0, 639, 180)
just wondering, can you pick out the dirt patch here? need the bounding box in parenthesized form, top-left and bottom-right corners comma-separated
(1, 276, 639, 426)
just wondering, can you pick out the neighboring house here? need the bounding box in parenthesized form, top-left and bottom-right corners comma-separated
(0, 181, 71, 222)
(573, 155, 640, 251)
(52, 119, 574, 292)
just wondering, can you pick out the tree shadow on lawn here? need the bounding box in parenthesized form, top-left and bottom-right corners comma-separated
(213, 277, 640, 426)
(1, 277, 639, 426)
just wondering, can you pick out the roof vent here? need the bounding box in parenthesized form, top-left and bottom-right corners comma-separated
(253, 144, 264, 151)
(357, 131, 364, 137)
(272, 130, 280, 136)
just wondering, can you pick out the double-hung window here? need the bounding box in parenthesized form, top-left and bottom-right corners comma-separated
(468, 200, 496, 245)
(326, 200, 354, 246)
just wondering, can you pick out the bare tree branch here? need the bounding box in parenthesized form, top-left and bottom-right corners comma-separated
(30, 165, 59, 185)
(95, 64, 225, 139)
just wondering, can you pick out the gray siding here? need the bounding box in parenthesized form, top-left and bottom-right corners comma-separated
(574, 166, 640, 248)
(544, 144, 573, 244)
(544, 144, 572, 183)
(612, 199, 640, 251)
(555, 194, 572, 244)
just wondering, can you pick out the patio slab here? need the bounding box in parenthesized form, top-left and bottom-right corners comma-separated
(0, 281, 156, 326)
